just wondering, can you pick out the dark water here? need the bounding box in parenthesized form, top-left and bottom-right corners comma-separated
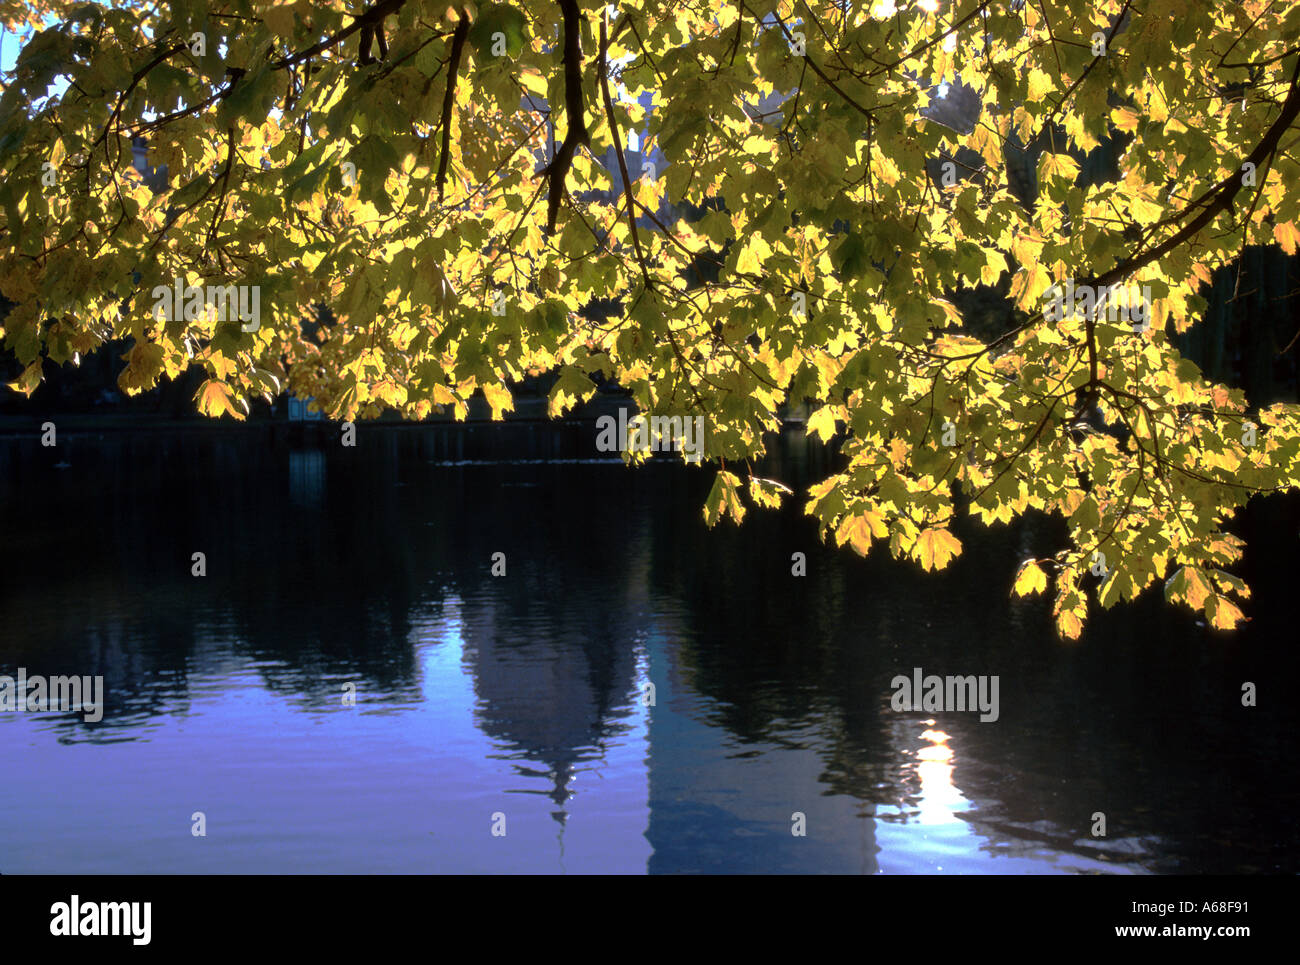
(1, 425, 1297, 874)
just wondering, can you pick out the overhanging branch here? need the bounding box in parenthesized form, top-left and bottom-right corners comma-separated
(436, 14, 470, 201)
(540, 0, 590, 234)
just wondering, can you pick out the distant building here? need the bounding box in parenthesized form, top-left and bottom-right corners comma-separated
(287, 396, 323, 421)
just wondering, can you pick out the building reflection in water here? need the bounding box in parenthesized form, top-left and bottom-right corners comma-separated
(459, 582, 641, 824)
(288, 448, 325, 510)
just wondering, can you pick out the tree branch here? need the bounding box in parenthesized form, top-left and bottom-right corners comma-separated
(206, 127, 237, 257)
(436, 14, 470, 201)
(598, 12, 651, 289)
(89, 42, 189, 180)
(1087, 55, 1300, 294)
(270, 0, 407, 70)
(542, 0, 591, 234)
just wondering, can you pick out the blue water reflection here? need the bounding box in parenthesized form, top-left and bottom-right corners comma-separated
(0, 427, 1295, 873)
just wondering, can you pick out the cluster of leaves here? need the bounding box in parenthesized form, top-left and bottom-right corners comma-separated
(1, 0, 1298, 635)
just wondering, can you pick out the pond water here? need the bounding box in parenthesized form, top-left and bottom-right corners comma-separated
(1, 425, 1296, 874)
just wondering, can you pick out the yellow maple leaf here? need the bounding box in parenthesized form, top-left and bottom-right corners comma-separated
(1206, 594, 1245, 631)
(1273, 221, 1299, 256)
(1013, 560, 1048, 596)
(915, 527, 962, 572)
(841, 516, 872, 556)
(1026, 68, 1053, 103)
(1111, 106, 1140, 133)
(1173, 566, 1213, 611)
(373, 379, 408, 408)
(1129, 192, 1164, 225)
(1014, 262, 1052, 312)
(1056, 609, 1083, 640)
(980, 249, 1008, 286)
(6, 360, 42, 397)
(1010, 228, 1046, 265)
(840, 509, 889, 556)
(805, 406, 839, 442)
(195, 379, 245, 421)
(734, 236, 771, 275)
(1040, 152, 1080, 185)
(481, 382, 514, 419)
(748, 476, 791, 509)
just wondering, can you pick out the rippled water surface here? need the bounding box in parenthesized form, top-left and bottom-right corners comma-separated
(1, 427, 1296, 873)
